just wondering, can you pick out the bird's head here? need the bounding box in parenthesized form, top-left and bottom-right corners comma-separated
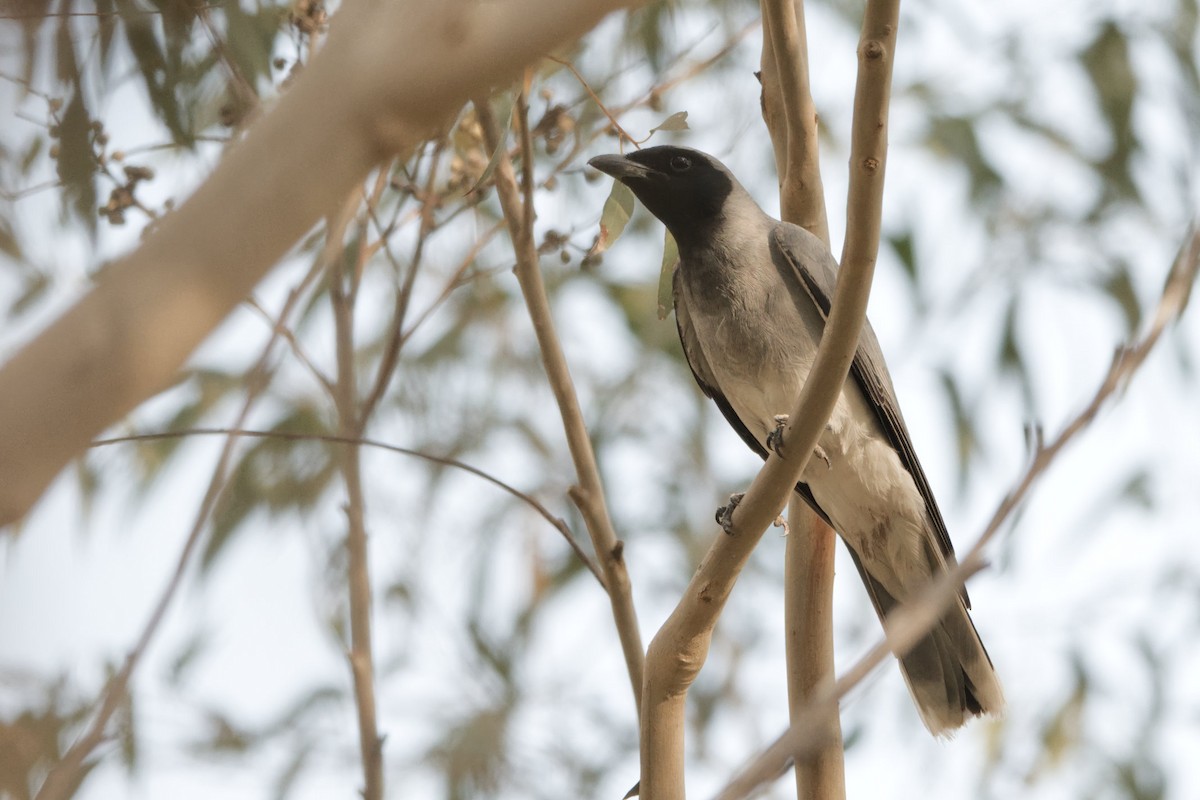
(587, 146, 737, 247)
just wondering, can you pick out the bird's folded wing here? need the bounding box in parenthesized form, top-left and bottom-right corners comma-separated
(768, 223, 960, 575)
(671, 264, 832, 525)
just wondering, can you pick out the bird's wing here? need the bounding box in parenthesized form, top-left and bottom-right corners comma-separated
(672, 264, 833, 524)
(673, 265, 767, 458)
(768, 223, 958, 569)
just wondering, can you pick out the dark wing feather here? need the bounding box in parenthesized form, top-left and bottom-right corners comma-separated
(672, 265, 833, 526)
(768, 224, 962, 592)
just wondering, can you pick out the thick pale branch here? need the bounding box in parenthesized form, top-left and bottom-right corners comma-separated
(478, 98, 645, 715)
(760, 0, 829, 245)
(641, 0, 900, 795)
(783, 502, 845, 800)
(761, 1, 843, 796)
(715, 222, 1200, 800)
(0, 0, 642, 527)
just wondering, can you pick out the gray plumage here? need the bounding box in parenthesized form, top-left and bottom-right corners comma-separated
(589, 145, 1003, 734)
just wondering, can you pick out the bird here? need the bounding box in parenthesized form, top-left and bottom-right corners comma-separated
(588, 145, 1002, 734)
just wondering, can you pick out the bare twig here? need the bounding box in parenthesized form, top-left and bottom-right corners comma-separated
(90, 427, 605, 586)
(360, 149, 444, 423)
(328, 191, 385, 800)
(715, 222, 1200, 800)
(548, 56, 638, 148)
(34, 249, 330, 800)
(477, 94, 645, 714)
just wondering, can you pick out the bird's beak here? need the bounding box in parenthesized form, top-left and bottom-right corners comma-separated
(588, 154, 655, 182)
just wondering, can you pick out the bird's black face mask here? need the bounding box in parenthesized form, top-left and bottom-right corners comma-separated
(588, 146, 734, 250)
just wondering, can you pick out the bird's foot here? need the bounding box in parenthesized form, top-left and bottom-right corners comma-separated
(813, 445, 831, 469)
(766, 415, 789, 454)
(715, 492, 745, 536)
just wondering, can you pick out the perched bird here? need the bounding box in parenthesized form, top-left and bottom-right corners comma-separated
(588, 145, 1002, 734)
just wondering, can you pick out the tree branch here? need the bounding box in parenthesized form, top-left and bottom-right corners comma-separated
(328, 192, 385, 800)
(760, 0, 829, 245)
(478, 94, 645, 716)
(714, 221, 1200, 800)
(0, 0, 644, 527)
(759, 1, 844, 796)
(639, 0, 900, 794)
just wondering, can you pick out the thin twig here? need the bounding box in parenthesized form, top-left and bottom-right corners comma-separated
(360, 147, 445, 422)
(477, 95, 646, 715)
(245, 296, 335, 395)
(90, 427, 605, 586)
(548, 56, 638, 148)
(714, 222, 1200, 800)
(329, 192, 385, 800)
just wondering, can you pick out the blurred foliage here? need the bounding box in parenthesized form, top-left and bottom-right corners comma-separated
(1, 0, 1198, 799)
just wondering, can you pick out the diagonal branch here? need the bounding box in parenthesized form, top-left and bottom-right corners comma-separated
(714, 221, 1200, 800)
(639, 0, 901, 796)
(477, 93, 645, 716)
(0, 0, 646, 528)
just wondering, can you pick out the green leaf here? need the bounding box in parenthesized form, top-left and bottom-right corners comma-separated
(1103, 262, 1141, 333)
(203, 406, 336, 571)
(649, 110, 689, 134)
(657, 228, 678, 320)
(927, 115, 1002, 202)
(57, 90, 97, 234)
(469, 94, 516, 194)
(591, 180, 635, 256)
(1081, 23, 1138, 202)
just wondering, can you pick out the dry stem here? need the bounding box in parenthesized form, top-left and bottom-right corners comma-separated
(477, 95, 645, 714)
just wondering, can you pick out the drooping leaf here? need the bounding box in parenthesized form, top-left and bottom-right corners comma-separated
(649, 110, 689, 134)
(1102, 261, 1142, 333)
(657, 228, 678, 320)
(56, 90, 97, 234)
(1081, 22, 1139, 204)
(927, 115, 1002, 202)
(889, 229, 917, 286)
(469, 94, 516, 194)
(590, 179, 635, 257)
(937, 369, 978, 483)
(203, 406, 336, 571)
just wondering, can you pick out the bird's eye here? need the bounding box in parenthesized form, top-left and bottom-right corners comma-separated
(670, 155, 692, 172)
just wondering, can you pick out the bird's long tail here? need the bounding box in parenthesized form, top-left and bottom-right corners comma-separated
(846, 549, 1004, 735)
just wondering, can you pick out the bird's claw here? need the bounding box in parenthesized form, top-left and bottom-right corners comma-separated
(766, 414, 789, 454)
(814, 445, 831, 469)
(715, 492, 745, 536)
